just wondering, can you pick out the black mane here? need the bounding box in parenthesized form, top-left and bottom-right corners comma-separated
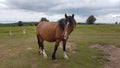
(58, 18, 66, 30)
(58, 14, 76, 30)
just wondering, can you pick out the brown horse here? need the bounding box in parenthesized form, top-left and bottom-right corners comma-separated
(36, 14, 76, 60)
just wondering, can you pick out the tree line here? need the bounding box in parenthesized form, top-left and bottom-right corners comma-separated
(17, 16, 96, 27)
(1, 15, 120, 27)
(17, 17, 49, 26)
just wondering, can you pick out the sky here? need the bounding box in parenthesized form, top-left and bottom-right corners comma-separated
(0, 0, 120, 23)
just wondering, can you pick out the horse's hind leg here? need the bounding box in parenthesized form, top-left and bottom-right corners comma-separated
(37, 36, 47, 58)
(37, 35, 42, 54)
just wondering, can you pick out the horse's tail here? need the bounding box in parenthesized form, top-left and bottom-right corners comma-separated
(37, 35, 40, 44)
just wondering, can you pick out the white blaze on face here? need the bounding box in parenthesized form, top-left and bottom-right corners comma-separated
(42, 49, 48, 58)
(64, 22, 69, 39)
(67, 22, 69, 26)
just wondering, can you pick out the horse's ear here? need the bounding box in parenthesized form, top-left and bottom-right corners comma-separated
(65, 13, 68, 18)
(72, 14, 74, 18)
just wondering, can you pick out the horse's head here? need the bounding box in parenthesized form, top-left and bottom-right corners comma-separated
(59, 14, 76, 40)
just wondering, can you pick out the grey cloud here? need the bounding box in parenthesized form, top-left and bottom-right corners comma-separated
(5, 0, 120, 16)
(7, 0, 58, 12)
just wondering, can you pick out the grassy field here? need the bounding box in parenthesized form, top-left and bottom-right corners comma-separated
(0, 24, 120, 68)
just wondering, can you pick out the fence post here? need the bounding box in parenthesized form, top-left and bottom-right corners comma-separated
(9, 30, 12, 36)
(23, 29, 26, 35)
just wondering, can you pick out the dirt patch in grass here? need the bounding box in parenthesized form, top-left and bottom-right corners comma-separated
(29, 54, 38, 68)
(51, 62, 61, 68)
(59, 41, 78, 53)
(90, 44, 120, 68)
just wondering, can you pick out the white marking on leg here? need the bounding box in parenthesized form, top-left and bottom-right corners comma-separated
(64, 51, 69, 59)
(39, 49, 43, 54)
(43, 49, 48, 58)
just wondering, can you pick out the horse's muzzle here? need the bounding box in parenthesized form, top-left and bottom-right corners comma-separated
(62, 32, 69, 40)
(64, 34, 68, 40)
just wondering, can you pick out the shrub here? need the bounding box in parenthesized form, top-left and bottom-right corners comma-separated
(86, 15, 96, 24)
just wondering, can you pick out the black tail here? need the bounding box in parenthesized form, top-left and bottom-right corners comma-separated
(37, 35, 40, 45)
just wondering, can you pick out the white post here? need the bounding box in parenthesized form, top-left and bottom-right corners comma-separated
(9, 30, 12, 36)
(23, 29, 26, 35)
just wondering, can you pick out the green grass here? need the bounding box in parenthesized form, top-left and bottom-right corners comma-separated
(0, 25, 120, 68)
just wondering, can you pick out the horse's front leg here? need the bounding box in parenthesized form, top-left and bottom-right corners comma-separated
(63, 40, 69, 59)
(52, 40, 60, 61)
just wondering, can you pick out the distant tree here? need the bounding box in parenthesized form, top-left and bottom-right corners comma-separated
(40, 17, 49, 22)
(115, 22, 118, 24)
(86, 15, 96, 24)
(18, 21, 23, 26)
(35, 23, 39, 26)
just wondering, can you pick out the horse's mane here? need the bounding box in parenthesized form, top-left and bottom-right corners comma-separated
(57, 18, 76, 30)
(57, 18, 66, 30)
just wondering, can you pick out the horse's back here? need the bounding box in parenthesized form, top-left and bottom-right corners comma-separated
(36, 21, 57, 32)
(36, 21, 58, 42)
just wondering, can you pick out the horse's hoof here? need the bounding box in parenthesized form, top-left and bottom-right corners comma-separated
(52, 57, 56, 61)
(53, 59, 57, 62)
(64, 56, 69, 60)
(38, 51, 40, 54)
(38, 51, 42, 55)
(43, 55, 48, 59)
(64, 57, 69, 60)
(64, 55, 69, 60)
(52, 59, 57, 62)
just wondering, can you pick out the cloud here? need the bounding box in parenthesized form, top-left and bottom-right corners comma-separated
(96, 13, 120, 23)
(0, 0, 120, 23)
(6, 0, 120, 15)
(6, 0, 58, 13)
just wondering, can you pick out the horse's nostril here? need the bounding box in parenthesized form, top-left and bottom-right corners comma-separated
(61, 34, 67, 40)
(64, 34, 68, 40)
